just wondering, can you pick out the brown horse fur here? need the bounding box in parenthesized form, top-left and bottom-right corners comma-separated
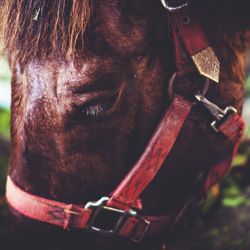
(0, 1, 250, 249)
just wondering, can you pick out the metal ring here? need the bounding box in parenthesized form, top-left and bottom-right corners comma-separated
(161, 0, 189, 12)
(168, 72, 177, 101)
(202, 78, 210, 96)
(168, 73, 211, 101)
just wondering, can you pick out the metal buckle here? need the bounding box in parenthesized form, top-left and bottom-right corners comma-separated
(85, 197, 150, 242)
(131, 220, 151, 243)
(210, 106, 237, 133)
(195, 94, 237, 133)
(161, 0, 189, 12)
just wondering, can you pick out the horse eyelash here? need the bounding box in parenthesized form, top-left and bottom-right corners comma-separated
(81, 93, 118, 119)
(82, 104, 106, 118)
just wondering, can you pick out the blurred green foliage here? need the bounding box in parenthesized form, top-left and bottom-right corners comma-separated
(0, 57, 11, 139)
(245, 75, 250, 94)
(0, 108, 10, 140)
(222, 177, 250, 207)
(0, 57, 10, 196)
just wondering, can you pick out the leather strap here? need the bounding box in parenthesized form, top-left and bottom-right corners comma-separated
(5, 7, 245, 243)
(172, 12, 209, 59)
(107, 96, 193, 210)
(204, 113, 246, 192)
(6, 176, 93, 230)
(171, 11, 220, 83)
(218, 113, 245, 142)
(6, 176, 173, 241)
(6, 95, 192, 241)
(169, 11, 245, 193)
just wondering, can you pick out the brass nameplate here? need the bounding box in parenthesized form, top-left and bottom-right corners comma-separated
(192, 47, 220, 83)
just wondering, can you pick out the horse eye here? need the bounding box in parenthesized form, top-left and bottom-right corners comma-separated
(81, 94, 118, 120)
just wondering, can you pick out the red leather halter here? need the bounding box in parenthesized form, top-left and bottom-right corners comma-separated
(6, 1, 246, 243)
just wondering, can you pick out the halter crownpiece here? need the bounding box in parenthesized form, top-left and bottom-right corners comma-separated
(169, 4, 221, 83)
(6, 1, 245, 244)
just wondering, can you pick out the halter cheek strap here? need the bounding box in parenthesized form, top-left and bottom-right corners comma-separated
(6, 4, 246, 243)
(107, 96, 192, 210)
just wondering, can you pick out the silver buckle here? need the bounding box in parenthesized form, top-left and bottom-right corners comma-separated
(210, 106, 237, 133)
(85, 197, 150, 242)
(161, 0, 189, 12)
(195, 94, 237, 133)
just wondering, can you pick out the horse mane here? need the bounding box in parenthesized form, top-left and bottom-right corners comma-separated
(0, 0, 250, 65)
(0, 0, 91, 64)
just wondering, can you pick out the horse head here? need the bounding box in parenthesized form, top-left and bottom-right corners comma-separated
(1, 1, 250, 249)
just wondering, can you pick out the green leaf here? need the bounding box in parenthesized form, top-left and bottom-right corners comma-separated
(222, 196, 248, 207)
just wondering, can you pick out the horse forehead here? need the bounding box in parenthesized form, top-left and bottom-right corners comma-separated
(24, 57, 118, 86)
(20, 58, 114, 107)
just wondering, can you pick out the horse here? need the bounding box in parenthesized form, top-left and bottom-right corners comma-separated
(1, 0, 250, 249)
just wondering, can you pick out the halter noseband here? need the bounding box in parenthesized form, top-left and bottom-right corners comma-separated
(6, 1, 245, 244)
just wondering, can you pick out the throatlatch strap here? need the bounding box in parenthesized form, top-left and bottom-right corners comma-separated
(108, 96, 193, 210)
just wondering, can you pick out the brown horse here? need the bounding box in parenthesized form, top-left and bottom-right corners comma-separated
(1, 0, 250, 249)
